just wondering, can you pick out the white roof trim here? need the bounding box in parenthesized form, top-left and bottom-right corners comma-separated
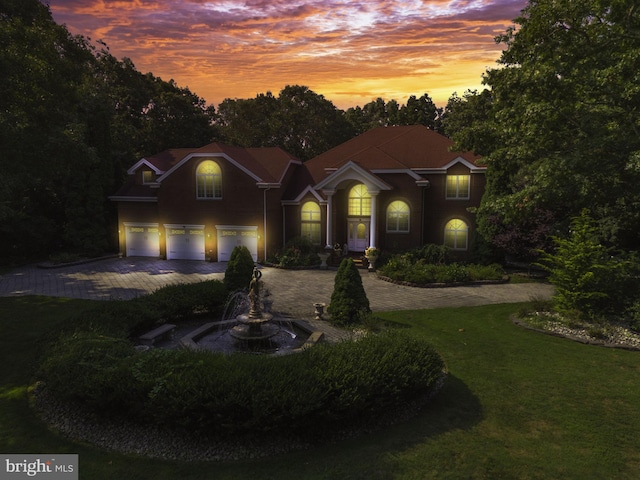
(314, 160, 392, 192)
(370, 168, 423, 180)
(157, 152, 263, 183)
(283, 185, 326, 205)
(127, 159, 165, 175)
(276, 159, 302, 184)
(412, 156, 486, 174)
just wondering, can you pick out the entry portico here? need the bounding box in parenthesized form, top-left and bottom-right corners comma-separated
(315, 161, 392, 249)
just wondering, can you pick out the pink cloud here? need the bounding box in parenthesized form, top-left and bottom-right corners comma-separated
(48, 0, 526, 108)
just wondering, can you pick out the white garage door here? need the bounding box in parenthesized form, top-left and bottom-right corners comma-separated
(124, 223, 159, 257)
(216, 225, 258, 262)
(165, 224, 205, 260)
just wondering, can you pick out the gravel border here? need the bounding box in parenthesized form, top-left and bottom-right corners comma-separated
(33, 372, 447, 463)
(513, 313, 640, 351)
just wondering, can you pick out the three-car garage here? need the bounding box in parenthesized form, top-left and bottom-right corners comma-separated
(123, 222, 258, 262)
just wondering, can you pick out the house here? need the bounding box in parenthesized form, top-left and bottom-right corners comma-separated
(110, 125, 485, 261)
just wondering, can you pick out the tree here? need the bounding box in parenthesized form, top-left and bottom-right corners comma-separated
(328, 258, 370, 326)
(216, 85, 354, 161)
(449, 0, 640, 257)
(0, 0, 217, 262)
(345, 93, 443, 135)
(275, 85, 355, 161)
(216, 93, 279, 149)
(399, 93, 443, 133)
(0, 0, 102, 260)
(537, 210, 638, 319)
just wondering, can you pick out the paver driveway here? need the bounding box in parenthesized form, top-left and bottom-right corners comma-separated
(0, 257, 553, 319)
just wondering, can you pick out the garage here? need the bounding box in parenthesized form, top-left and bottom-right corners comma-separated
(216, 225, 258, 262)
(124, 223, 160, 258)
(165, 224, 205, 260)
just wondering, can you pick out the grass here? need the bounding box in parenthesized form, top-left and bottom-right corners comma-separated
(1, 296, 639, 479)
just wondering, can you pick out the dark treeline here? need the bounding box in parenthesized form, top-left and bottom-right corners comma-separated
(1, 0, 216, 262)
(0, 0, 454, 263)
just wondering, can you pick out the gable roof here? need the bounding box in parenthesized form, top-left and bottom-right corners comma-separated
(131, 143, 301, 186)
(303, 125, 483, 184)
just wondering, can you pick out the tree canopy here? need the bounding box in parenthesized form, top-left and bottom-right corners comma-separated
(0, 0, 216, 263)
(448, 0, 640, 258)
(216, 85, 356, 161)
(345, 93, 444, 135)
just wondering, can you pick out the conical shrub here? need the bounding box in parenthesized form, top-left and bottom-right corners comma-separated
(224, 245, 255, 292)
(328, 258, 371, 326)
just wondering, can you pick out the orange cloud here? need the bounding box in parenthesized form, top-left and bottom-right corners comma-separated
(49, 0, 526, 109)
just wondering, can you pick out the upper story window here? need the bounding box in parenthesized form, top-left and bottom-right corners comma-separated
(196, 160, 222, 199)
(446, 175, 470, 199)
(444, 219, 468, 250)
(348, 184, 371, 216)
(142, 170, 155, 184)
(301, 201, 321, 245)
(386, 200, 410, 232)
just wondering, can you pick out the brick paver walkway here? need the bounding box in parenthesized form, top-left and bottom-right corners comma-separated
(0, 257, 554, 341)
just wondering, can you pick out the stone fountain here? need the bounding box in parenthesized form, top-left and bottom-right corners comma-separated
(229, 267, 280, 343)
(176, 266, 324, 355)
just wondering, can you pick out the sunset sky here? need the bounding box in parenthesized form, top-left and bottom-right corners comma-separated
(48, 0, 527, 110)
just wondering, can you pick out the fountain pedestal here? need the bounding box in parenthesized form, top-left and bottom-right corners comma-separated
(229, 267, 280, 342)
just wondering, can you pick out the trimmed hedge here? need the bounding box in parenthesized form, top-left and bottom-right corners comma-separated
(379, 257, 505, 285)
(40, 330, 445, 436)
(62, 280, 229, 337)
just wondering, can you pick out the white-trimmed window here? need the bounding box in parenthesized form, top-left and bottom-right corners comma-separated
(196, 160, 222, 199)
(444, 219, 469, 250)
(348, 184, 371, 216)
(446, 175, 470, 199)
(386, 200, 410, 232)
(301, 201, 321, 244)
(142, 170, 155, 184)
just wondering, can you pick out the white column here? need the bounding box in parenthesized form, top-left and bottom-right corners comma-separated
(369, 191, 379, 248)
(324, 190, 335, 248)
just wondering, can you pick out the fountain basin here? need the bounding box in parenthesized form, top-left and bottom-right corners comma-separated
(178, 318, 323, 355)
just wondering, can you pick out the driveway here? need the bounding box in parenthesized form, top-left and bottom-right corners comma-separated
(0, 257, 553, 318)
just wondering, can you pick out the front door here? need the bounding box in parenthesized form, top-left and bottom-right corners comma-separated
(347, 219, 369, 253)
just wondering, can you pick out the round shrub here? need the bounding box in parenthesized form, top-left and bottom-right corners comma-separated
(40, 330, 445, 438)
(224, 245, 255, 292)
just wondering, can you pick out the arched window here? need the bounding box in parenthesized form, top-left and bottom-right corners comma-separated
(348, 184, 371, 216)
(301, 201, 321, 244)
(444, 219, 468, 250)
(196, 160, 222, 199)
(386, 201, 410, 232)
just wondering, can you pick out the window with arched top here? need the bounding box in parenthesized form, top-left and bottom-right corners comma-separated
(196, 160, 222, 199)
(386, 200, 410, 232)
(444, 219, 469, 250)
(301, 201, 321, 244)
(348, 184, 371, 216)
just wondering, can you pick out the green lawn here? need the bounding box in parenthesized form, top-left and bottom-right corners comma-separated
(1, 296, 639, 479)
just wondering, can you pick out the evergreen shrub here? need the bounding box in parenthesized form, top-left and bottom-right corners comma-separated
(64, 280, 228, 337)
(41, 330, 445, 436)
(267, 237, 321, 267)
(537, 210, 639, 319)
(378, 260, 504, 285)
(224, 245, 255, 292)
(328, 258, 370, 326)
